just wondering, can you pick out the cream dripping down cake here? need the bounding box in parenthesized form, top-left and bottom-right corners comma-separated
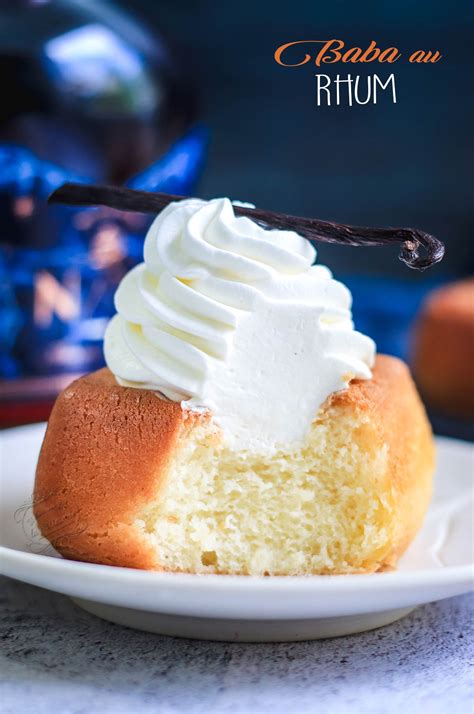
(34, 195, 435, 575)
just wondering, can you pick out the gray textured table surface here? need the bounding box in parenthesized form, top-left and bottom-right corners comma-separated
(1, 576, 472, 714)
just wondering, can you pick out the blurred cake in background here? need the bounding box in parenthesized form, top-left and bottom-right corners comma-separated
(412, 278, 474, 420)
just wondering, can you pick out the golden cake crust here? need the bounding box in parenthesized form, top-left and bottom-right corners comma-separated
(34, 369, 204, 569)
(34, 355, 434, 573)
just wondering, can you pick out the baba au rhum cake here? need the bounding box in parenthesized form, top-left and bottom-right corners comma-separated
(412, 278, 474, 419)
(34, 196, 435, 575)
(35, 355, 433, 574)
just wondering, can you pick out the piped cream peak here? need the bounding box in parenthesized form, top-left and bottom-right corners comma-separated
(104, 197, 375, 452)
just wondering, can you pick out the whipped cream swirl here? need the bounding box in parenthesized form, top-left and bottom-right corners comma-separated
(104, 197, 375, 452)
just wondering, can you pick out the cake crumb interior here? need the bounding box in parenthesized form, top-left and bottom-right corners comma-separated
(135, 404, 395, 576)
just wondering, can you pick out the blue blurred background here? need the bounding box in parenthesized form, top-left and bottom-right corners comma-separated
(128, 0, 474, 377)
(0, 0, 472, 434)
(142, 0, 472, 275)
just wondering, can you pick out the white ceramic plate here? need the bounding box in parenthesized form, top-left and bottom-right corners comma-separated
(1, 423, 473, 642)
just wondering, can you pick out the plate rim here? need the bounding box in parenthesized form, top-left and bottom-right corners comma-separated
(2, 545, 473, 592)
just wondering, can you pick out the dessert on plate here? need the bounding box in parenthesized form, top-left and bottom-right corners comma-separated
(34, 196, 435, 575)
(412, 278, 474, 420)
